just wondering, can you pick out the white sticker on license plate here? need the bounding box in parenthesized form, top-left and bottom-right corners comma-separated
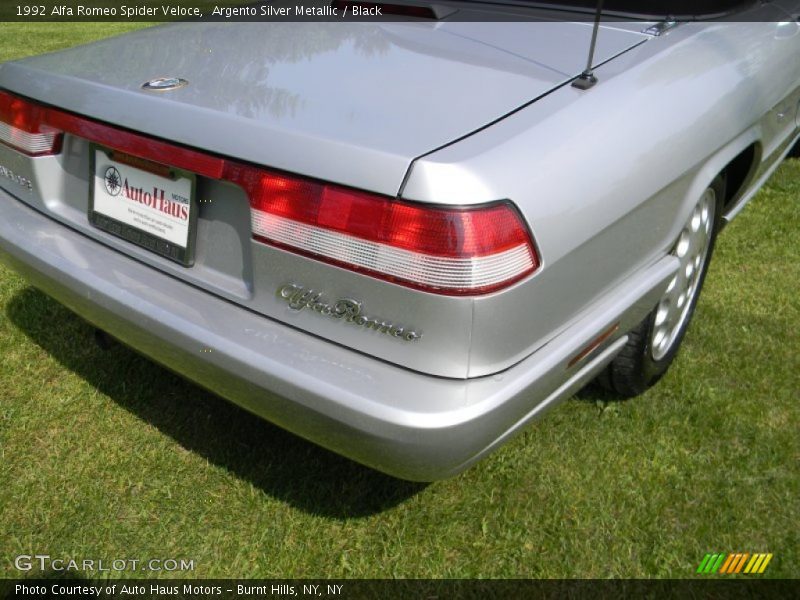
(92, 149, 193, 249)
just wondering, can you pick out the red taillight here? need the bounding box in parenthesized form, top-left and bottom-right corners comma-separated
(240, 165, 539, 295)
(0, 90, 62, 156)
(0, 90, 539, 295)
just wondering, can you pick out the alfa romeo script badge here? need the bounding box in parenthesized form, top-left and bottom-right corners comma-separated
(278, 284, 422, 342)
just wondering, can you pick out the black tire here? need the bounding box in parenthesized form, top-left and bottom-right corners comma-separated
(789, 139, 800, 158)
(598, 174, 725, 398)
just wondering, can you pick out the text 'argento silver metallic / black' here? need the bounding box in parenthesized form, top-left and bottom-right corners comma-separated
(278, 284, 421, 342)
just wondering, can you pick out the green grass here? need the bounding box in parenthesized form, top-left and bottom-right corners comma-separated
(0, 24, 152, 62)
(1, 25, 798, 579)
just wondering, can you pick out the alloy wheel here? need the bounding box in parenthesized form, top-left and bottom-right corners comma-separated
(650, 187, 717, 360)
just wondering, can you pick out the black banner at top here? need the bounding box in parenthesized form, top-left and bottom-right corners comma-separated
(1, 0, 799, 22)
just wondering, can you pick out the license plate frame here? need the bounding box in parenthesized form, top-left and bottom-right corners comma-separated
(89, 145, 198, 267)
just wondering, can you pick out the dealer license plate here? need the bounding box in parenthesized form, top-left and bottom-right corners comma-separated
(89, 147, 197, 266)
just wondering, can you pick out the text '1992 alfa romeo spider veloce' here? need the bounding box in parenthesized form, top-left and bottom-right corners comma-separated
(0, 1, 799, 480)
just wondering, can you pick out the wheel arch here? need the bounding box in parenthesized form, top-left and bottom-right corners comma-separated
(719, 143, 760, 216)
(679, 128, 762, 236)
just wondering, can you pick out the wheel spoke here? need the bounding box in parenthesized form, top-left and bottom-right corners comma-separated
(650, 186, 716, 360)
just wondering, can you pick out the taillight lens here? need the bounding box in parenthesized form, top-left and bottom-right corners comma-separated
(239, 165, 539, 295)
(0, 90, 62, 156)
(0, 90, 539, 294)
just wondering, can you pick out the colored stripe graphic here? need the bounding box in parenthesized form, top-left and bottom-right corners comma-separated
(744, 554, 761, 573)
(727, 553, 745, 574)
(733, 553, 750, 573)
(697, 554, 712, 573)
(710, 554, 726, 573)
(719, 554, 735, 573)
(758, 554, 773, 573)
(697, 553, 727, 573)
(700, 553, 773, 574)
(696, 554, 712, 573)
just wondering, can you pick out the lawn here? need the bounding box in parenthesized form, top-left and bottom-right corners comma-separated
(0, 24, 798, 579)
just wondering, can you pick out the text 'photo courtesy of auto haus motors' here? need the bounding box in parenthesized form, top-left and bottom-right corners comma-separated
(0, 1, 799, 480)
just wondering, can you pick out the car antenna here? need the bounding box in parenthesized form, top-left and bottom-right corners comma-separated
(572, 0, 604, 90)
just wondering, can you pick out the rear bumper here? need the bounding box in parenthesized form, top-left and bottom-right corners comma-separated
(0, 190, 677, 480)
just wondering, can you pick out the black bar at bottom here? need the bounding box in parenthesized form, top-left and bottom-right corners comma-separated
(2, 579, 799, 600)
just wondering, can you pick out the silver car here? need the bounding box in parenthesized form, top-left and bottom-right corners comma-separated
(1, 3, 799, 480)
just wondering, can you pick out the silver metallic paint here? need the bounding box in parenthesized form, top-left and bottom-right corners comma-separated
(0, 189, 676, 479)
(0, 9, 798, 477)
(402, 19, 800, 376)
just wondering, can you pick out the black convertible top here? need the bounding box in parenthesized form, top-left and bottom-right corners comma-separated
(501, 0, 759, 18)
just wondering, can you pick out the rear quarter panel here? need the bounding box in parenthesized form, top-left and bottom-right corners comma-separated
(402, 20, 800, 377)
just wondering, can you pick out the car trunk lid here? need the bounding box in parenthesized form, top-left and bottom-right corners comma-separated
(0, 21, 646, 195)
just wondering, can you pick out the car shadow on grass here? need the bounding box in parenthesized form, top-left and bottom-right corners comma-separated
(6, 287, 426, 519)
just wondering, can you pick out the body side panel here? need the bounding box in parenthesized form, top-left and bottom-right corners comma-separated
(401, 21, 800, 376)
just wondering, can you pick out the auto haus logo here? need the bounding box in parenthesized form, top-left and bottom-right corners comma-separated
(278, 283, 422, 342)
(104, 164, 188, 221)
(104, 167, 122, 195)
